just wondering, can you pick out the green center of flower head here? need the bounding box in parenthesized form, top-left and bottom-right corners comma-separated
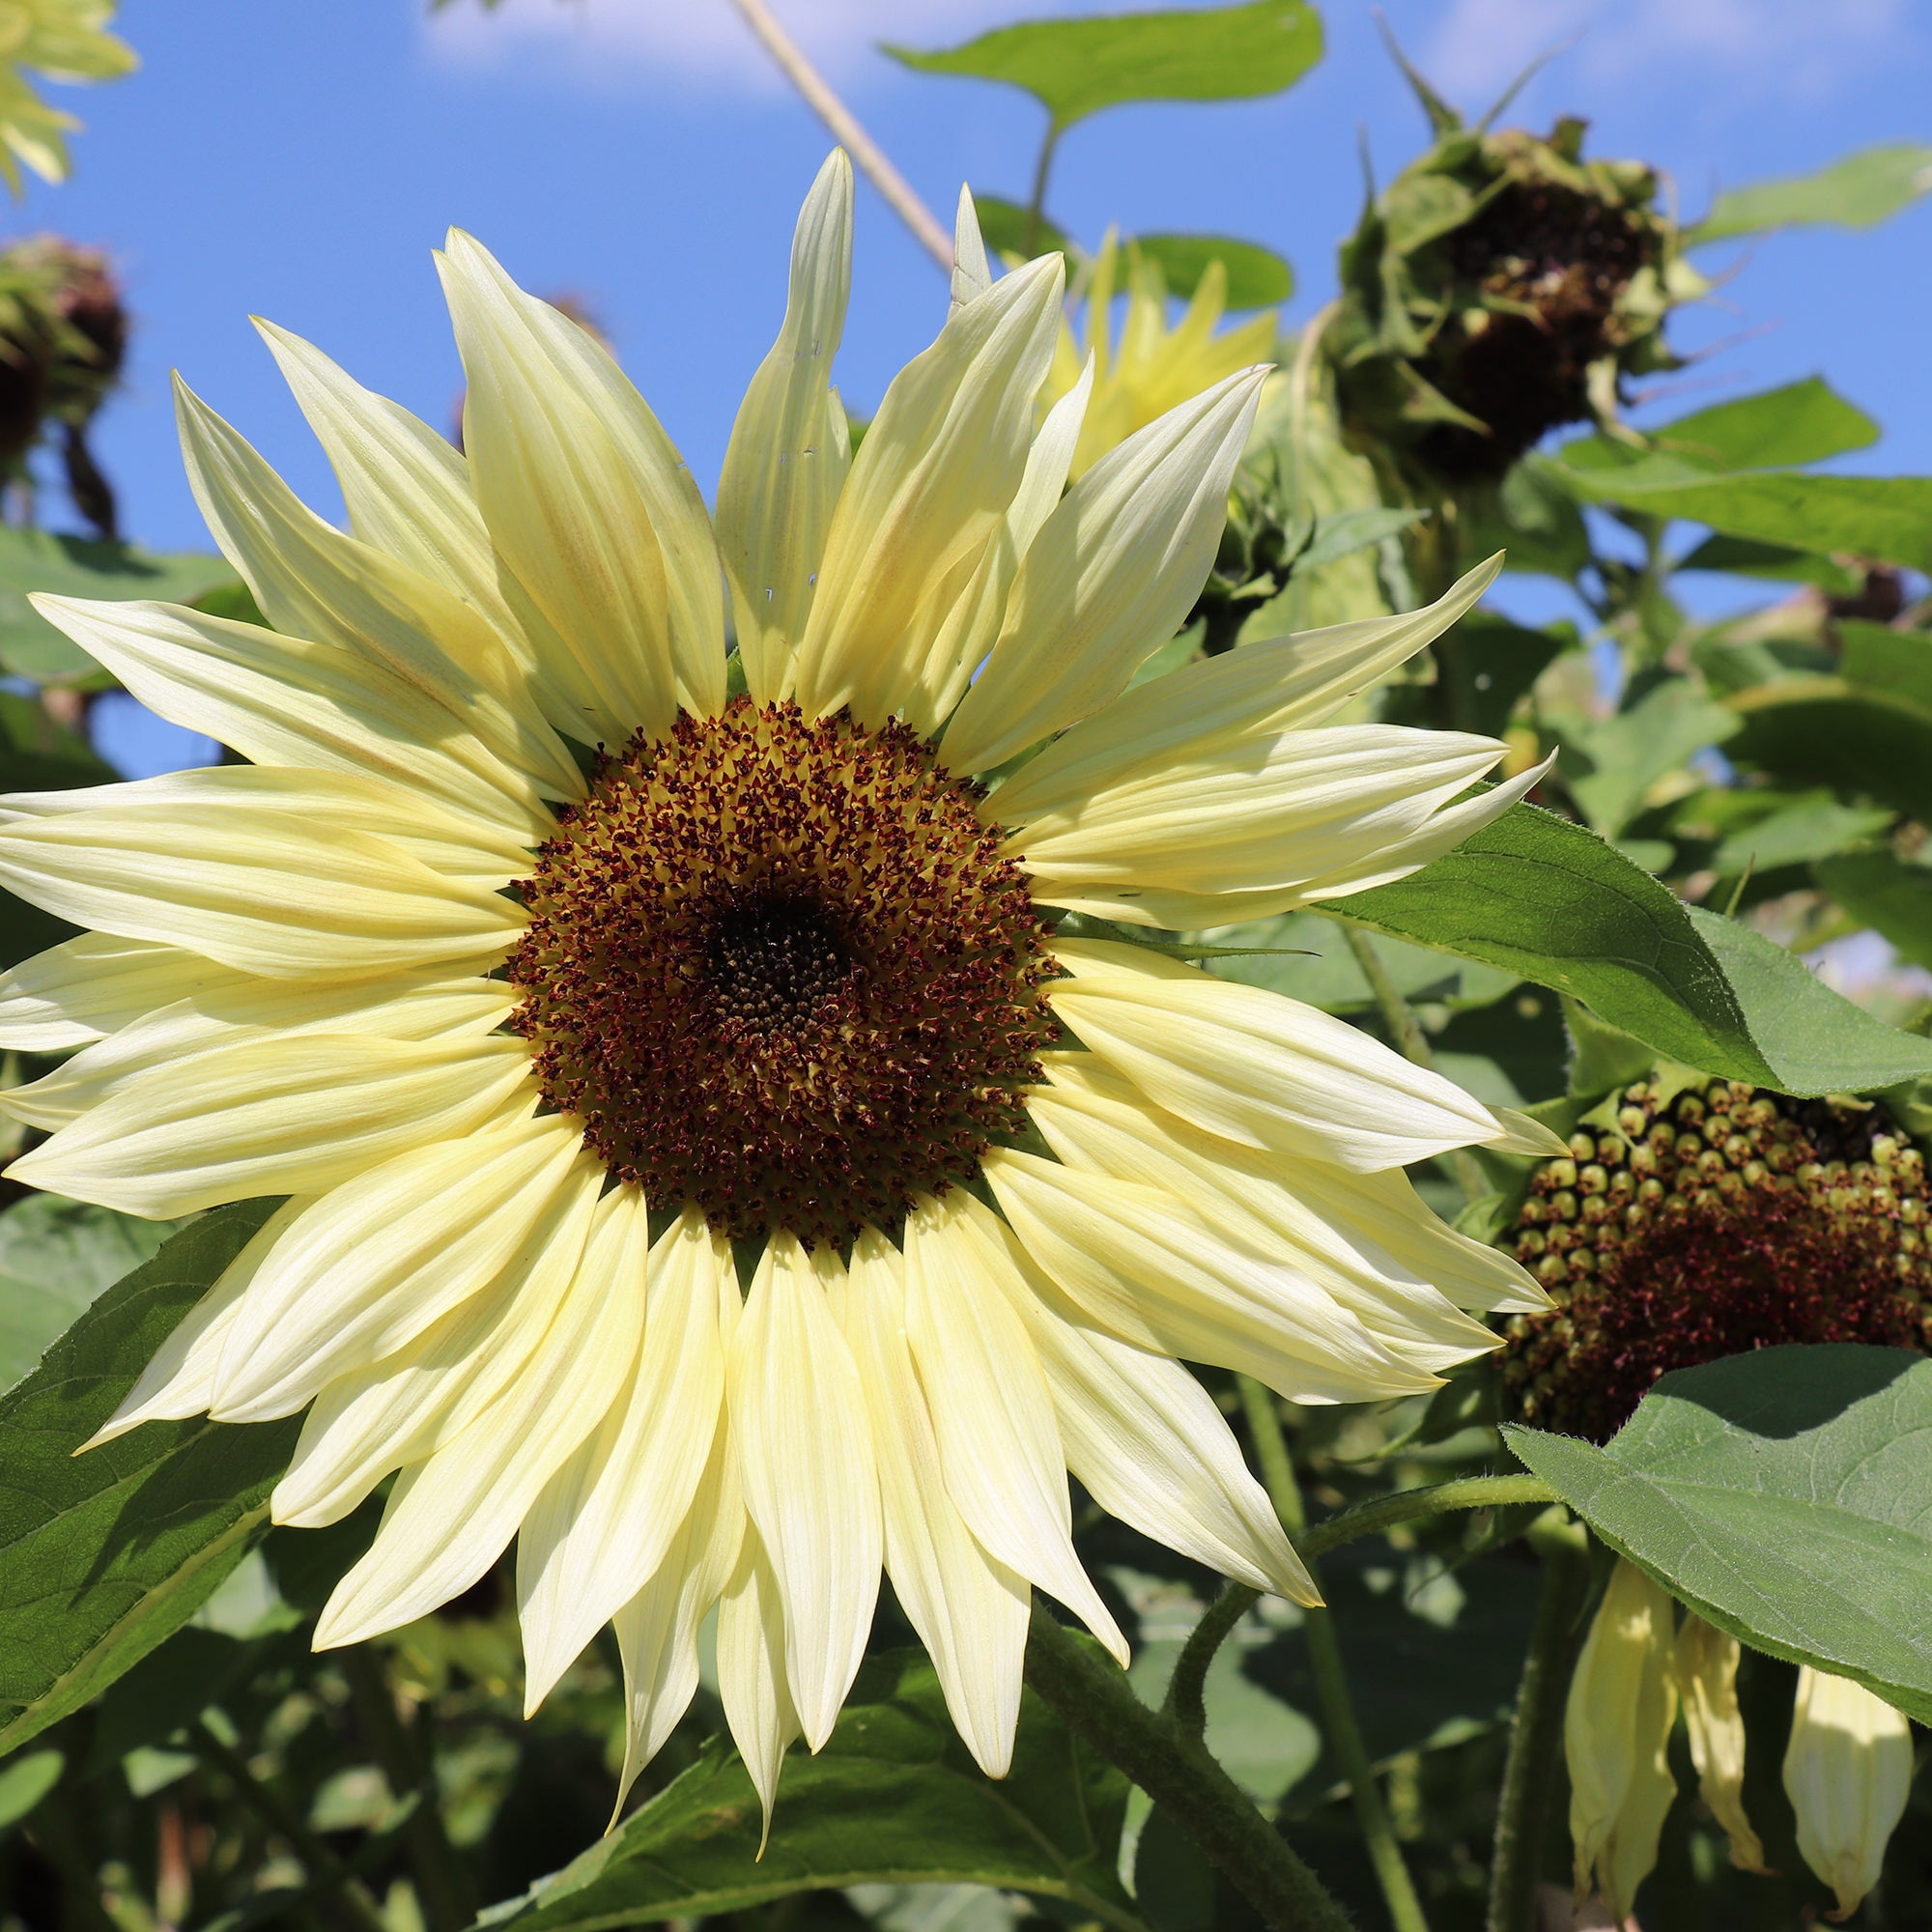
(506, 695, 1058, 1246)
(1501, 1077, 1932, 1440)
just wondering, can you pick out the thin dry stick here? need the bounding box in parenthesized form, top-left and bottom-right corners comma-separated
(724, 0, 953, 270)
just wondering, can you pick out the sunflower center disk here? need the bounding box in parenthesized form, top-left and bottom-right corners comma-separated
(507, 696, 1058, 1246)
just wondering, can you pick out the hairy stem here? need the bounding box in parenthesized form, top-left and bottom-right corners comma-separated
(1300, 1475, 1558, 1562)
(1238, 1377, 1430, 1932)
(1340, 924, 1488, 1204)
(1024, 1605, 1353, 1932)
(724, 0, 953, 270)
(1486, 1513, 1592, 1932)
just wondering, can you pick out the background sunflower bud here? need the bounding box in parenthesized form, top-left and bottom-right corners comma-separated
(1782, 1665, 1913, 1920)
(1327, 74, 1704, 491)
(0, 234, 127, 534)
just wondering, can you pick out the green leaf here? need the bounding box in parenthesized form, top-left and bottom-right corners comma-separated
(1690, 142, 1932, 245)
(1506, 1346, 1932, 1720)
(1321, 802, 1932, 1095)
(0, 689, 115, 790)
(1209, 909, 1519, 1013)
(0, 1202, 296, 1759)
(0, 1195, 181, 1393)
(883, 0, 1321, 132)
(0, 527, 238, 685)
(968, 194, 1072, 262)
(0, 1747, 61, 1833)
(1676, 534, 1864, 596)
(1643, 378, 1878, 472)
(1291, 505, 1425, 577)
(1707, 795, 1891, 877)
(1814, 849, 1932, 972)
(1128, 233, 1292, 307)
(1726, 683, 1932, 826)
(1549, 466, 1932, 576)
(476, 1648, 1143, 1931)
(1564, 680, 1740, 838)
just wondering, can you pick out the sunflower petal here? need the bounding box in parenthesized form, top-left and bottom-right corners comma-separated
(0, 780, 523, 981)
(311, 1183, 645, 1648)
(273, 1162, 599, 1528)
(1048, 938, 1512, 1172)
(518, 1209, 735, 1711)
(8, 1032, 532, 1219)
(207, 1116, 588, 1422)
(254, 318, 600, 735)
(730, 1235, 881, 1749)
(831, 1227, 1029, 1777)
(173, 377, 580, 796)
(33, 593, 562, 838)
(972, 1201, 1314, 1603)
(718, 150, 853, 705)
(717, 1534, 803, 1842)
(790, 253, 1065, 729)
(439, 230, 725, 737)
(0, 934, 215, 1053)
(902, 1193, 1126, 1664)
(982, 1148, 1436, 1405)
(941, 367, 1267, 776)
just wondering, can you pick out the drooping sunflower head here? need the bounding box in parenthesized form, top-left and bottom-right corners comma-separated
(0, 152, 1561, 1818)
(1501, 1075, 1932, 1440)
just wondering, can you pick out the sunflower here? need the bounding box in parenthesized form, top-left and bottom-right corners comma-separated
(1039, 227, 1280, 481)
(0, 152, 1554, 1819)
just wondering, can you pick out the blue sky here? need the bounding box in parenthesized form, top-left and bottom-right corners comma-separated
(27, 0, 1932, 771)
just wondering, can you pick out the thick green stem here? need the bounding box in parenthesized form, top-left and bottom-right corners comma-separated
(1238, 1378, 1430, 1932)
(342, 1647, 473, 1932)
(1340, 925, 1488, 1204)
(1024, 1605, 1353, 1932)
(195, 1720, 390, 1932)
(1485, 1513, 1592, 1932)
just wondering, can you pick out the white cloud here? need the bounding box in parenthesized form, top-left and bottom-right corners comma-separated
(1422, 0, 1910, 109)
(420, 0, 1057, 93)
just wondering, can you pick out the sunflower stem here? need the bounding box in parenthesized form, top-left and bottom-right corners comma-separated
(1298, 1474, 1558, 1561)
(1339, 923, 1488, 1203)
(1023, 1605, 1353, 1932)
(1022, 122, 1063, 256)
(194, 1719, 391, 1932)
(1164, 1579, 1261, 1740)
(1485, 1511, 1592, 1932)
(1239, 1376, 1431, 1932)
(724, 0, 954, 270)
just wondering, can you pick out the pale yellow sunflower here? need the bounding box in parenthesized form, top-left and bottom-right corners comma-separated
(0, 153, 1554, 1819)
(1039, 228, 1280, 480)
(0, 0, 135, 195)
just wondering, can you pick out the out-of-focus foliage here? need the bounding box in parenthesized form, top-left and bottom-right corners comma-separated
(0, 0, 135, 194)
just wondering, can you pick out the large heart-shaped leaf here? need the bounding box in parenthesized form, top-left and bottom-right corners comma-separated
(1507, 1346, 1932, 1721)
(0, 1201, 293, 1758)
(884, 1, 1321, 132)
(476, 1648, 1143, 1931)
(1321, 802, 1932, 1096)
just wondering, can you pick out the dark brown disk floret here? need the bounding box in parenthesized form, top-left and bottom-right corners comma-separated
(505, 696, 1058, 1247)
(1500, 1079, 1932, 1441)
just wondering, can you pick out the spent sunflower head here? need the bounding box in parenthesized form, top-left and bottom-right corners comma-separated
(0, 0, 135, 195)
(0, 154, 1557, 1816)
